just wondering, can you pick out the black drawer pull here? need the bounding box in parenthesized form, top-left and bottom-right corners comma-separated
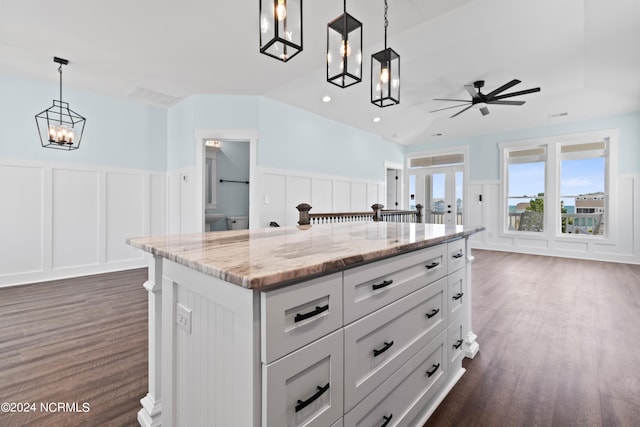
(372, 279, 393, 291)
(452, 253, 464, 259)
(425, 262, 440, 270)
(426, 363, 440, 377)
(425, 308, 440, 319)
(453, 339, 463, 350)
(294, 304, 329, 323)
(381, 414, 393, 427)
(452, 292, 464, 301)
(373, 340, 394, 357)
(295, 383, 330, 413)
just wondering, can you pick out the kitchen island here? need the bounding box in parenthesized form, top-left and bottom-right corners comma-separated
(128, 221, 484, 427)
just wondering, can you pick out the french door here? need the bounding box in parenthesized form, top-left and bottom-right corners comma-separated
(408, 165, 464, 225)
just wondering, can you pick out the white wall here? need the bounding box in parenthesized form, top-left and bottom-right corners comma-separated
(0, 159, 166, 287)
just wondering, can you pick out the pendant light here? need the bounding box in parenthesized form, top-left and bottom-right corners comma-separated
(371, 0, 400, 107)
(327, 0, 362, 88)
(259, 0, 303, 62)
(35, 57, 86, 150)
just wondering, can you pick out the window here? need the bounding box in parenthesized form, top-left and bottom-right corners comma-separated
(505, 146, 546, 232)
(560, 141, 606, 235)
(501, 131, 613, 238)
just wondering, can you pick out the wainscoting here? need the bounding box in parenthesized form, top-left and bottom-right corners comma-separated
(467, 174, 639, 264)
(0, 159, 165, 287)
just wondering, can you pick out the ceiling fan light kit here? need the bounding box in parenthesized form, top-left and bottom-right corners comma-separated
(259, 0, 303, 62)
(327, 0, 363, 88)
(431, 79, 540, 118)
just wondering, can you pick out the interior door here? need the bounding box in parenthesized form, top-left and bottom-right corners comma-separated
(408, 165, 463, 225)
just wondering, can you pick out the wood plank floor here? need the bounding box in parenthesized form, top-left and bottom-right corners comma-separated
(0, 268, 148, 427)
(1, 251, 639, 426)
(425, 250, 640, 427)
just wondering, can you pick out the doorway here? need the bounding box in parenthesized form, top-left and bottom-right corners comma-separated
(407, 152, 465, 225)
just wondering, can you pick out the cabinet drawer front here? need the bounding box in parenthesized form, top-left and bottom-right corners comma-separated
(448, 315, 465, 375)
(263, 330, 344, 427)
(343, 245, 447, 324)
(447, 238, 466, 274)
(261, 273, 343, 364)
(344, 279, 446, 411)
(344, 331, 446, 427)
(447, 269, 466, 323)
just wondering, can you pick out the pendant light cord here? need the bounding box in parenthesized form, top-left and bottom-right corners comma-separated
(58, 64, 63, 124)
(384, 0, 388, 48)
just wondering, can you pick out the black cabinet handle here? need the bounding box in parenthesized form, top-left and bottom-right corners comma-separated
(381, 414, 393, 427)
(426, 363, 440, 377)
(452, 253, 464, 259)
(295, 383, 330, 413)
(453, 339, 463, 350)
(452, 292, 464, 301)
(372, 279, 393, 291)
(425, 308, 440, 319)
(425, 262, 440, 270)
(294, 304, 329, 323)
(373, 340, 394, 357)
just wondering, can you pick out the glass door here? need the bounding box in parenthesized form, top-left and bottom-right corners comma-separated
(409, 165, 463, 225)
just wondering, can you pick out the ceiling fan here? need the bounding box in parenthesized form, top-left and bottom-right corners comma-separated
(430, 79, 541, 118)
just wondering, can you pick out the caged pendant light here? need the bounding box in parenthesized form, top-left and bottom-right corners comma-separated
(371, 0, 400, 107)
(35, 57, 86, 150)
(259, 0, 303, 62)
(326, 0, 363, 88)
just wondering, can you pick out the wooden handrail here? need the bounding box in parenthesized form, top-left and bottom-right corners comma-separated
(296, 203, 423, 226)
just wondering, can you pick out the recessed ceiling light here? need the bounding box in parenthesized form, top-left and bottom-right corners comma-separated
(373, 117, 381, 123)
(322, 95, 332, 103)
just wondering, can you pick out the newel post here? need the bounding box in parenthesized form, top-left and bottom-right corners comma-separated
(297, 203, 312, 226)
(415, 203, 423, 223)
(371, 204, 384, 221)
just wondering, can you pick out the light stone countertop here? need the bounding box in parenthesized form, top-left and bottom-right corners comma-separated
(127, 222, 485, 290)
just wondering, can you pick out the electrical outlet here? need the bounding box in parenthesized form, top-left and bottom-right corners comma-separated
(176, 303, 192, 334)
(264, 196, 270, 204)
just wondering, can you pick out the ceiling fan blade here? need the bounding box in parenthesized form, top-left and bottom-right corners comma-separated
(485, 79, 521, 98)
(433, 98, 471, 102)
(450, 104, 474, 118)
(429, 103, 472, 113)
(487, 100, 526, 106)
(465, 84, 480, 101)
(493, 87, 541, 100)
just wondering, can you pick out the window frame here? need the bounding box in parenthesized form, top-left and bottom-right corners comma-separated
(499, 129, 617, 241)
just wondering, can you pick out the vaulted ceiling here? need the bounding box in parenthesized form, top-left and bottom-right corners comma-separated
(1, 0, 639, 145)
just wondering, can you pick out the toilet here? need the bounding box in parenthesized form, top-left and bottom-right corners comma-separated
(226, 216, 249, 230)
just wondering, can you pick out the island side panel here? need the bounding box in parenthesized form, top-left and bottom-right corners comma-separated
(161, 260, 258, 427)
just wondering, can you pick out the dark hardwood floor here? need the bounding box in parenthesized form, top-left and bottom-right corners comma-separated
(1, 251, 639, 426)
(0, 268, 148, 427)
(425, 250, 640, 427)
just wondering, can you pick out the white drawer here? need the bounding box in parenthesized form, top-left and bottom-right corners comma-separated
(447, 268, 466, 323)
(343, 245, 447, 324)
(447, 315, 465, 376)
(261, 272, 343, 364)
(263, 330, 344, 427)
(447, 238, 466, 274)
(344, 331, 446, 427)
(343, 278, 446, 411)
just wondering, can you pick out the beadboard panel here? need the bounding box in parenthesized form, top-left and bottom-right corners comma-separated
(0, 164, 44, 275)
(0, 159, 165, 287)
(468, 175, 639, 264)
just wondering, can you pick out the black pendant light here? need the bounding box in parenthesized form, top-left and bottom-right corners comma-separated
(35, 57, 86, 150)
(259, 0, 303, 62)
(371, 0, 400, 107)
(327, 0, 362, 88)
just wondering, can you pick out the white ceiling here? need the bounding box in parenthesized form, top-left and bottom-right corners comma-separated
(1, 0, 639, 145)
